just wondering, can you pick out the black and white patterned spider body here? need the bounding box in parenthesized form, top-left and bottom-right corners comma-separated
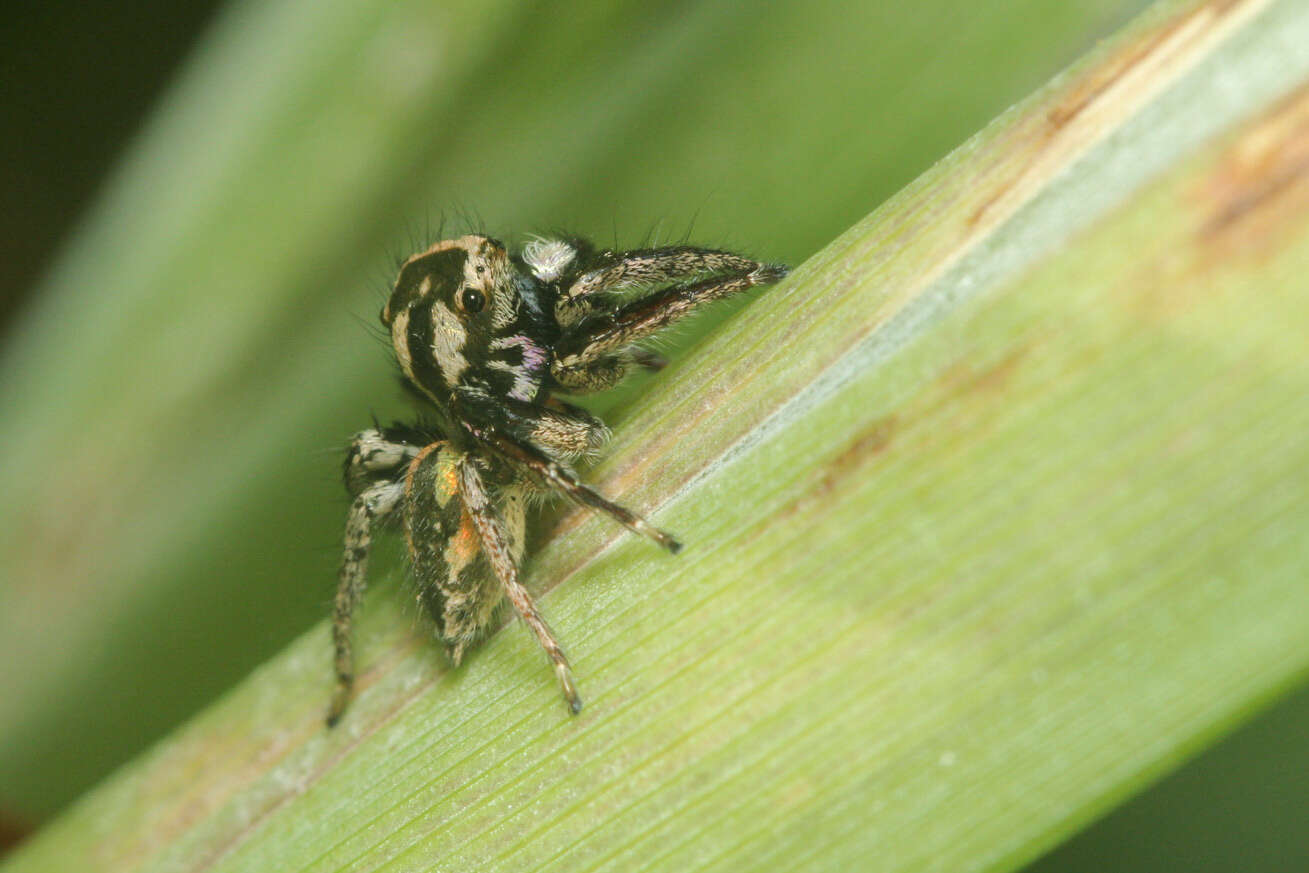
(328, 234, 787, 723)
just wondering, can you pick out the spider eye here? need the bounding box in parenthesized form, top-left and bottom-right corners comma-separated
(461, 287, 486, 313)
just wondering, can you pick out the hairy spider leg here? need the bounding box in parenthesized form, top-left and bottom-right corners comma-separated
(554, 263, 789, 381)
(559, 247, 765, 310)
(479, 427, 682, 554)
(549, 247, 783, 393)
(329, 428, 423, 725)
(491, 396, 610, 460)
(330, 479, 406, 725)
(457, 458, 583, 714)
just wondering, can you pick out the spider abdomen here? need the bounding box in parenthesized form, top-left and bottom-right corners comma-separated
(401, 442, 527, 662)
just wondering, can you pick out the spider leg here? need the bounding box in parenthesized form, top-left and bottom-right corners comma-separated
(559, 246, 767, 314)
(456, 457, 583, 714)
(549, 348, 666, 393)
(553, 261, 787, 381)
(494, 396, 610, 459)
(328, 428, 420, 726)
(329, 478, 405, 725)
(551, 355, 629, 394)
(475, 425, 681, 553)
(344, 425, 424, 496)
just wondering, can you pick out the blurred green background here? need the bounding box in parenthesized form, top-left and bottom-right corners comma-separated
(0, 0, 1304, 868)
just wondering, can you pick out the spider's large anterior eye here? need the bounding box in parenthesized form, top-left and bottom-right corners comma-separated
(461, 287, 486, 313)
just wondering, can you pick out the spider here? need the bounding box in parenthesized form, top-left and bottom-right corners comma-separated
(328, 233, 788, 724)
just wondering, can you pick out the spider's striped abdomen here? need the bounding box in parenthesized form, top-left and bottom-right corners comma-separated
(402, 441, 527, 662)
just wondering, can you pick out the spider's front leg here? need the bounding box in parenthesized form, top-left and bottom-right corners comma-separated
(497, 396, 611, 460)
(456, 457, 583, 713)
(328, 428, 421, 726)
(551, 246, 788, 392)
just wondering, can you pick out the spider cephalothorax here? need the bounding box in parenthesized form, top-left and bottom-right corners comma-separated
(329, 233, 787, 723)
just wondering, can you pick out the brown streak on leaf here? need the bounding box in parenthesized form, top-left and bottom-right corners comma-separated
(1047, 0, 1246, 133)
(767, 345, 1030, 533)
(829, 416, 899, 482)
(1044, 18, 1169, 131)
(1198, 83, 1309, 253)
(935, 345, 1029, 401)
(969, 0, 1253, 229)
(769, 417, 899, 528)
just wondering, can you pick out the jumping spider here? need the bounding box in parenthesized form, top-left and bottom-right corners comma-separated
(329, 233, 787, 724)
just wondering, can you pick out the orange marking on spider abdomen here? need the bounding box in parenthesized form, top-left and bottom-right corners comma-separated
(450, 510, 481, 567)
